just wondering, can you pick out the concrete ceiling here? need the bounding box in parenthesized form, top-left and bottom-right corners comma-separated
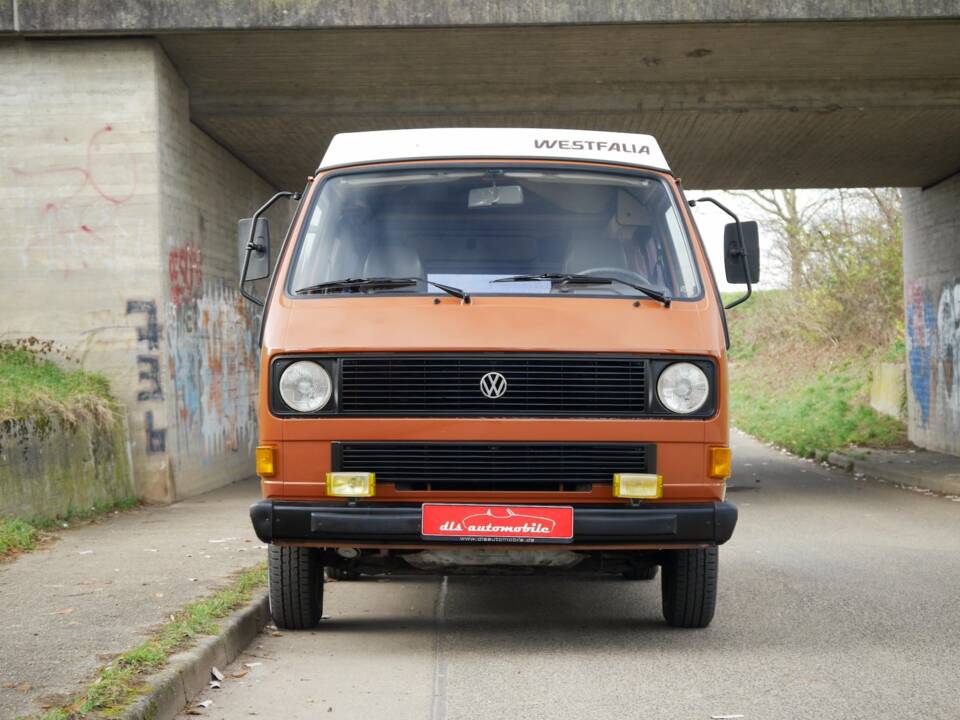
(156, 20, 960, 190)
(6, 1, 959, 190)
(5, 0, 960, 32)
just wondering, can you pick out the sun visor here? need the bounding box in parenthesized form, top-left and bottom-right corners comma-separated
(524, 180, 611, 213)
(617, 189, 652, 226)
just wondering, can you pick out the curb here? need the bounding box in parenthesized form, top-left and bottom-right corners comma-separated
(120, 591, 270, 720)
(822, 451, 960, 497)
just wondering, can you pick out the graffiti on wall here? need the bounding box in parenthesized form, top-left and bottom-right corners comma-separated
(126, 300, 167, 453)
(10, 125, 140, 273)
(168, 243, 203, 307)
(166, 243, 259, 460)
(906, 278, 960, 429)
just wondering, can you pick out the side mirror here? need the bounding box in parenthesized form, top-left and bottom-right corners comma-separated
(238, 190, 300, 307)
(724, 220, 760, 284)
(238, 218, 271, 282)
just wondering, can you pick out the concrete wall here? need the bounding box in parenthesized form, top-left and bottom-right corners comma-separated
(869, 362, 906, 421)
(155, 50, 290, 498)
(0, 415, 134, 519)
(0, 38, 287, 501)
(0, 39, 171, 499)
(903, 175, 960, 456)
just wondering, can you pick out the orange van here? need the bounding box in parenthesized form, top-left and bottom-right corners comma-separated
(240, 129, 759, 629)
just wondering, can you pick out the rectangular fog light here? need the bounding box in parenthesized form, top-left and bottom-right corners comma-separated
(326, 472, 376, 497)
(614, 473, 663, 499)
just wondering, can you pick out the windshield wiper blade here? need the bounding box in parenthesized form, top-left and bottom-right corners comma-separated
(492, 273, 671, 307)
(296, 277, 470, 302)
(296, 277, 413, 294)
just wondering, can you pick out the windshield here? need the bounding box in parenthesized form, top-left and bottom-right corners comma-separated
(288, 168, 702, 299)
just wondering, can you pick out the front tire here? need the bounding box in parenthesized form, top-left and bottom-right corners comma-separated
(661, 547, 718, 628)
(268, 545, 324, 629)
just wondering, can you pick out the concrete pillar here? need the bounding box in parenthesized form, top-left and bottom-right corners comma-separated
(902, 174, 960, 456)
(0, 39, 289, 501)
(154, 50, 292, 499)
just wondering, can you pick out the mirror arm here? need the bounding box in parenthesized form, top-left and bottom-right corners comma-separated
(240, 190, 302, 306)
(688, 196, 753, 310)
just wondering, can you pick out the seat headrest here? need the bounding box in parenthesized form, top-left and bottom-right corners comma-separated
(363, 241, 423, 279)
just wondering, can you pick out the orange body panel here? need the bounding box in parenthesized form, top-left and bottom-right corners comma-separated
(258, 160, 729, 513)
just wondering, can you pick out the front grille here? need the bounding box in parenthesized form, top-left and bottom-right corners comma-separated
(335, 442, 655, 491)
(339, 355, 646, 417)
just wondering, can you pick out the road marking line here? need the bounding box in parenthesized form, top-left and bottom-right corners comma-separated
(431, 575, 449, 720)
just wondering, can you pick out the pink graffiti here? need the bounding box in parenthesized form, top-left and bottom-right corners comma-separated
(11, 124, 138, 242)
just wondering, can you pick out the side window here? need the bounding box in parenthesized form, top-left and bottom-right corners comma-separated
(663, 206, 700, 297)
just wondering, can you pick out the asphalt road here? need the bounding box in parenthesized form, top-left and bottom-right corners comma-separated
(179, 432, 960, 720)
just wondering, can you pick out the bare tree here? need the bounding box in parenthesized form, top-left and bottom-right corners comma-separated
(728, 189, 829, 289)
(725, 187, 902, 349)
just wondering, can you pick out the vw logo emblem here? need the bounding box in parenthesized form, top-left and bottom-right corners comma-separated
(479, 371, 508, 399)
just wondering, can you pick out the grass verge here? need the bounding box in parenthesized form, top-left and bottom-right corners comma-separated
(0, 497, 140, 560)
(0, 340, 116, 427)
(0, 517, 40, 556)
(33, 564, 267, 720)
(724, 289, 907, 457)
(730, 354, 907, 458)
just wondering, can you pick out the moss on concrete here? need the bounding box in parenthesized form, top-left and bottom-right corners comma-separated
(0, 340, 135, 521)
(1, 415, 136, 521)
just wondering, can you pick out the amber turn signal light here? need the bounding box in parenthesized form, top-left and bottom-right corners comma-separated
(255, 446, 277, 478)
(709, 447, 732, 479)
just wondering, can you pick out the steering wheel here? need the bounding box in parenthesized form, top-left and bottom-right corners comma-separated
(577, 267, 651, 286)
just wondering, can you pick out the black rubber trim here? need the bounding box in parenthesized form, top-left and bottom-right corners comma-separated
(250, 500, 737, 545)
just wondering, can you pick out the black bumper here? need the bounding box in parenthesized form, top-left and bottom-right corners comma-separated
(250, 501, 737, 546)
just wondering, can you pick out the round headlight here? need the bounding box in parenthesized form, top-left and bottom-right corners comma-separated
(657, 362, 709, 414)
(279, 361, 332, 412)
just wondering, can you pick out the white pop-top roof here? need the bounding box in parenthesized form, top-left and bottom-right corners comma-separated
(318, 128, 670, 173)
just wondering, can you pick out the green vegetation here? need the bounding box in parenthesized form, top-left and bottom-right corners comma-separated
(34, 564, 268, 720)
(728, 339, 906, 457)
(723, 188, 907, 457)
(0, 497, 140, 560)
(1, 338, 135, 561)
(725, 286, 908, 457)
(0, 517, 40, 556)
(0, 339, 116, 426)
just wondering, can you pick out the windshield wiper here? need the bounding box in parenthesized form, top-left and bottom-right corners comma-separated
(492, 273, 671, 307)
(295, 277, 470, 302)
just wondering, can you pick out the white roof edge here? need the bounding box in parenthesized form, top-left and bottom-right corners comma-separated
(318, 128, 671, 174)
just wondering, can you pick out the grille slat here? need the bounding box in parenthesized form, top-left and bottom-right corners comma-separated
(336, 442, 653, 490)
(339, 355, 646, 417)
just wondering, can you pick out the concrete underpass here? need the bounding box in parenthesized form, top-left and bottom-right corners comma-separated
(4, 2, 959, 500)
(3, 5, 960, 719)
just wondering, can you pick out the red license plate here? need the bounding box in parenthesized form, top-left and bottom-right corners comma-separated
(421, 504, 574, 543)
